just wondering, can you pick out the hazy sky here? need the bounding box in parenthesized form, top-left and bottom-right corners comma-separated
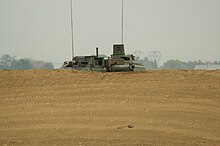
(0, 0, 220, 65)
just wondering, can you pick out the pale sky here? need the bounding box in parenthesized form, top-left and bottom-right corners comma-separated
(0, 0, 219, 66)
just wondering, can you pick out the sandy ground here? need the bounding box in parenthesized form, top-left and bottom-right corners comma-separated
(0, 70, 220, 146)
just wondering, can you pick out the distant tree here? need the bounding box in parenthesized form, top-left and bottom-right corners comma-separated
(43, 62, 54, 69)
(10, 59, 34, 70)
(184, 61, 197, 70)
(160, 60, 197, 70)
(160, 60, 185, 70)
(197, 59, 204, 65)
(0, 54, 55, 70)
(0, 63, 5, 70)
(0, 54, 15, 69)
(152, 60, 158, 70)
(213, 61, 218, 65)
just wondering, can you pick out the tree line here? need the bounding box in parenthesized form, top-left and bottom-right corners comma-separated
(136, 57, 220, 70)
(0, 54, 54, 70)
(1, 54, 219, 70)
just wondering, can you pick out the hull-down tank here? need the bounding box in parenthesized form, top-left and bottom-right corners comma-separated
(62, 44, 145, 72)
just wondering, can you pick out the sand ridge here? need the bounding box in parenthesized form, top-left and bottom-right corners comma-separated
(0, 70, 220, 146)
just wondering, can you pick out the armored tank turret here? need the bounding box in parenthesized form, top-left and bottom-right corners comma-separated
(105, 44, 145, 72)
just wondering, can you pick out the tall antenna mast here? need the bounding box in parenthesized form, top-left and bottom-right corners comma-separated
(121, 0, 124, 44)
(70, 0, 75, 60)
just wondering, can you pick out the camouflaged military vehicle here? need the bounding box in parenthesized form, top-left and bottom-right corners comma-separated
(62, 44, 145, 72)
(62, 0, 145, 72)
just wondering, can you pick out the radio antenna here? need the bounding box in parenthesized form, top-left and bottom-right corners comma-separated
(70, 0, 75, 60)
(121, 0, 124, 44)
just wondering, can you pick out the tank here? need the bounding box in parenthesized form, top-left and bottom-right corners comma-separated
(62, 44, 146, 72)
(63, 1, 145, 72)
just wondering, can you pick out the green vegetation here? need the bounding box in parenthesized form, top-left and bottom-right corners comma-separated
(160, 60, 197, 70)
(137, 57, 220, 70)
(1, 54, 219, 71)
(0, 54, 54, 70)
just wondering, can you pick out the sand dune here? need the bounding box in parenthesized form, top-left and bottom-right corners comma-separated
(0, 70, 220, 146)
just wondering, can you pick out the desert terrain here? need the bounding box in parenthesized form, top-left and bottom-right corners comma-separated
(0, 69, 219, 146)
